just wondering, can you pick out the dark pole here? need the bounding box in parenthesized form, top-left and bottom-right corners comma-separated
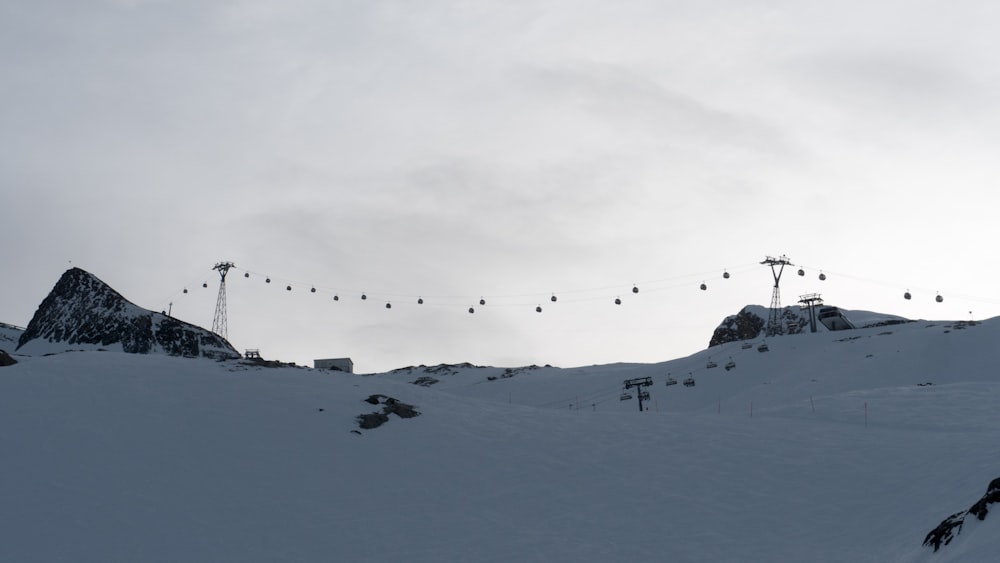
(624, 377, 652, 413)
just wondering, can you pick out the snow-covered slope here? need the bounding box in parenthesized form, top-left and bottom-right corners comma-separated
(16, 268, 238, 359)
(0, 321, 23, 352)
(1, 315, 997, 562)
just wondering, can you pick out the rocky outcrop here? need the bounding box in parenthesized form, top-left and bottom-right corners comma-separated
(356, 395, 421, 430)
(924, 477, 1000, 552)
(17, 268, 239, 359)
(709, 306, 769, 347)
(0, 349, 16, 366)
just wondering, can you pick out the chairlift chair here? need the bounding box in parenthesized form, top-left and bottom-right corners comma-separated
(706, 360, 717, 369)
(758, 342, 769, 352)
(639, 391, 650, 401)
(741, 341, 753, 350)
(725, 358, 736, 371)
(619, 391, 632, 401)
(665, 376, 677, 386)
(683, 377, 696, 387)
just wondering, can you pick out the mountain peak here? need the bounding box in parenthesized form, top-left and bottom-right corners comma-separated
(17, 268, 238, 359)
(709, 304, 911, 347)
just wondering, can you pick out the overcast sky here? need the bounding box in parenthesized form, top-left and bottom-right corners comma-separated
(4, 0, 1000, 372)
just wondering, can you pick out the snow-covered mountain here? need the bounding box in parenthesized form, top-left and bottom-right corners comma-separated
(15, 267, 238, 359)
(709, 303, 909, 346)
(0, 321, 23, 352)
(1, 278, 997, 561)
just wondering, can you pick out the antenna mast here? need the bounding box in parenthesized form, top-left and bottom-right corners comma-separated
(212, 261, 235, 340)
(761, 255, 793, 337)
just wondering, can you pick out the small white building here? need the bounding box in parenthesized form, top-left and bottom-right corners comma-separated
(314, 357, 354, 373)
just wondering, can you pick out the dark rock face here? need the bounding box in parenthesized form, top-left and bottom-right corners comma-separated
(709, 306, 816, 347)
(356, 395, 421, 430)
(924, 477, 1000, 552)
(709, 307, 767, 347)
(17, 268, 239, 359)
(0, 349, 16, 366)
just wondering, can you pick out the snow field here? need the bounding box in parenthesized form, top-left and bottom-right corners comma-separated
(0, 317, 997, 561)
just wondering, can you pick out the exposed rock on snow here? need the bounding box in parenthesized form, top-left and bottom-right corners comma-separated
(709, 305, 911, 347)
(392, 362, 485, 376)
(709, 306, 770, 346)
(16, 268, 239, 359)
(924, 477, 1000, 552)
(357, 395, 421, 429)
(0, 349, 16, 366)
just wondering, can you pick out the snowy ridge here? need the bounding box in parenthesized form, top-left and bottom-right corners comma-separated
(15, 268, 238, 359)
(709, 303, 909, 347)
(0, 321, 23, 352)
(1, 312, 997, 561)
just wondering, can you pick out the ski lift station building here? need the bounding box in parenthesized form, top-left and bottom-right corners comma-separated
(314, 357, 354, 373)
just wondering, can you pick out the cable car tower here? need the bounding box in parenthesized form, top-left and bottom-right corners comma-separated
(761, 255, 793, 336)
(211, 261, 235, 340)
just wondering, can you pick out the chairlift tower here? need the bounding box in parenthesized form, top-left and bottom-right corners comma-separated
(624, 376, 654, 412)
(798, 293, 824, 333)
(761, 255, 793, 337)
(211, 261, 235, 340)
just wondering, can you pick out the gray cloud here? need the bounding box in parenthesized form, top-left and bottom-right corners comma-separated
(4, 0, 1000, 371)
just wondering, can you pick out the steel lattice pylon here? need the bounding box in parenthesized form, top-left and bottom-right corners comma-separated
(212, 262, 235, 340)
(761, 255, 793, 337)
